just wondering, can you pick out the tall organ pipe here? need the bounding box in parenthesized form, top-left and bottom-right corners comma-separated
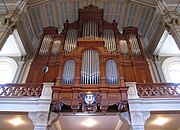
(81, 50, 100, 84)
(129, 35, 141, 55)
(64, 29, 78, 54)
(106, 59, 119, 84)
(39, 35, 52, 56)
(103, 29, 116, 52)
(62, 60, 76, 84)
(82, 21, 99, 37)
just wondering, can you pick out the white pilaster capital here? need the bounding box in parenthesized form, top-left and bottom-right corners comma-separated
(129, 111, 150, 130)
(28, 111, 49, 126)
(130, 111, 151, 126)
(28, 111, 60, 130)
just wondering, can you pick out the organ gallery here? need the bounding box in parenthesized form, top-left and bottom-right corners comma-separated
(26, 5, 152, 113)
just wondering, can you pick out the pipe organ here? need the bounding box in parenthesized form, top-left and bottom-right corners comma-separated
(26, 5, 152, 113)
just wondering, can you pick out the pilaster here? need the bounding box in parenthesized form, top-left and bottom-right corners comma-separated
(130, 111, 150, 130)
(125, 82, 151, 130)
(28, 112, 49, 130)
(28, 112, 59, 130)
(154, 59, 166, 82)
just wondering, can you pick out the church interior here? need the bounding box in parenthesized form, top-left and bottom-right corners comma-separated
(0, 0, 180, 130)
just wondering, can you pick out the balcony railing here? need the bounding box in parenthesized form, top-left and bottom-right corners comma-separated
(1, 83, 180, 99)
(0, 83, 43, 97)
(137, 83, 180, 98)
(51, 84, 128, 113)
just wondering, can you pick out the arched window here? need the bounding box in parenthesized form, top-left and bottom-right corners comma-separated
(162, 57, 180, 83)
(62, 59, 76, 84)
(0, 57, 17, 84)
(169, 64, 180, 83)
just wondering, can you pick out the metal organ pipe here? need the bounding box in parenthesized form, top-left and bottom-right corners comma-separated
(103, 29, 116, 52)
(106, 59, 119, 84)
(62, 60, 75, 84)
(64, 29, 78, 54)
(82, 21, 99, 37)
(129, 35, 141, 55)
(39, 35, 52, 56)
(81, 50, 100, 84)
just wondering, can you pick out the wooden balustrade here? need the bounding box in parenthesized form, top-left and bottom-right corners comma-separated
(137, 83, 180, 98)
(0, 83, 43, 98)
(51, 85, 128, 113)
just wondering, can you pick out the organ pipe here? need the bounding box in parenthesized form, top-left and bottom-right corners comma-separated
(81, 50, 100, 84)
(39, 35, 53, 56)
(103, 29, 116, 52)
(62, 60, 76, 84)
(64, 29, 78, 53)
(82, 21, 99, 37)
(106, 59, 119, 84)
(129, 35, 141, 55)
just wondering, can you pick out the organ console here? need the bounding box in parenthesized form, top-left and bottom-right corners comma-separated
(26, 5, 152, 113)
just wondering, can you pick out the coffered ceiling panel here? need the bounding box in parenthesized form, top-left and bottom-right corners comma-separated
(27, 0, 156, 37)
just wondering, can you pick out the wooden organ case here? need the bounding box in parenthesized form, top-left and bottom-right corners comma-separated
(26, 5, 152, 113)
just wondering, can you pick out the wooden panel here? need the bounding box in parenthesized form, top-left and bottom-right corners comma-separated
(26, 67, 44, 83)
(134, 67, 152, 83)
(123, 66, 135, 82)
(43, 65, 59, 82)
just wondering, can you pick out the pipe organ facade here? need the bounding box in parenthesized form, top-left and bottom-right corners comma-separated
(26, 5, 152, 113)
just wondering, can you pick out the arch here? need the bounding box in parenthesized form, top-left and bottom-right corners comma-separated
(62, 59, 76, 84)
(63, 58, 77, 64)
(0, 57, 17, 84)
(81, 47, 102, 55)
(162, 57, 180, 83)
(106, 59, 119, 84)
(105, 58, 118, 63)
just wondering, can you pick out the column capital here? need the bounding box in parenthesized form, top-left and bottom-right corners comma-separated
(28, 112, 59, 130)
(28, 112, 49, 130)
(130, 111, 151, 130)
